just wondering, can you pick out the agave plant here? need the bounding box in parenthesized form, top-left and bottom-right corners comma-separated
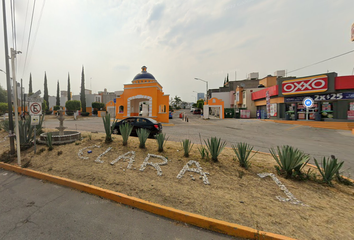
(269, 145, 309, 178)
(18, 118, 34, 147)
(314, 156, 344, 185)
(181, 139, 194, 157)
(102, 114, 117, 143)
(232, 142, 257, 170)
(155, 133, 168, 152)
(46, 132, 53, 151)
(197, 145, 209, 159)
(119, 123, 133, 146)
(136, 128, 150, 149)
(204, 137, 226, 162)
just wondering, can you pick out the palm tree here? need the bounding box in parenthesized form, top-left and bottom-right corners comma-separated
(173, 95, 182, 108)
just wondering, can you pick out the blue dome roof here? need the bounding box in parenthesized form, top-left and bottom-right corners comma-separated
(133, 66, 156, 80)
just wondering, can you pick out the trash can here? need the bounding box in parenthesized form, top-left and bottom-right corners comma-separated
(315, 112, 322, 121)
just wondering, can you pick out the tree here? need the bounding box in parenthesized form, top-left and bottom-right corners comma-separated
(56, 80, 60, 106)
(43, 72, 49, 111)
(67, 73, 71, 101)
(0, 102, 8, 114)
(80, 66, 86, 112)
(29, 73, 33, 95)
(65, 100, 81, 112)
(0, 85, 7, 103)
(173, 95, 182, 108)
(197, 99, 204, 109)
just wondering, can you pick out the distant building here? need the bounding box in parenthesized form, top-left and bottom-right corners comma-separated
(197, 92, 204, 101)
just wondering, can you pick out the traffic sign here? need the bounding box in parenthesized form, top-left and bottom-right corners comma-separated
(30, 102, 42, 115)
(303, 97, 314, 108)
(31, 116, 40, 125)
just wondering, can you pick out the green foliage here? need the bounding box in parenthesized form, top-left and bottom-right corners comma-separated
(92, 102, 105, 109)
(314, 156, 344, 186)
(119, 123, 133, 146)
(18, 118, 34, 147)
(269, 145, 309, 178)
(46, 132, 53, 151)
(44, 72, 49, 111)
(136, 128, 150, 149)
(192, 103, 197, 108)
(155, 133, 168, 152)
(102, 114, 117, 143)
(172, 95, 182, 108)
(56, 81, 60, 106)
(42, 100, 48, 114)
(0, 85, 7, 103)
(181, 139, 193, 157)
(204, 137, 226, 162)
(1, 119, 9, 132)
(80, 66, 86, 112)
(53, 105, 60, 111)
(232, 142, 257, 170)
(198, 146, 209, 159)
(67, 73, 71, 101)
(45, 110, 53, 115)
(0, 102, 8, 114)
(81, 112, 90, 117)
(65, 100, 81, 111)
(34, 114, 45, 135)
(29, 73, 33, 94)
(197, 99, 204, 109)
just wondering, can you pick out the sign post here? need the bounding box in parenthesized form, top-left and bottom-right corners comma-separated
(303, 97, 314, 121)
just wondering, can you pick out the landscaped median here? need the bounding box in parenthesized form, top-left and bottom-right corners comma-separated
(0, 162, 294, 240)
(0, 130, 353, 240)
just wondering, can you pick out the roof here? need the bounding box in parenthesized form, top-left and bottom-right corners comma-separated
(133, 66, 156, 80)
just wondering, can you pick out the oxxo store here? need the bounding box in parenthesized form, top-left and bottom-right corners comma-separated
(278, 73, 354, 121)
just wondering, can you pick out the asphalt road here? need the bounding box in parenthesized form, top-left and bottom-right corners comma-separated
(42, 111, 354, 177)
(0, 169, 238, 240)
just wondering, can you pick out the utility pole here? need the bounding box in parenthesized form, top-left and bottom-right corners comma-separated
(2, 0, 15, 154)
(21, 78, 23, 112)
(11, 48, 21, 166)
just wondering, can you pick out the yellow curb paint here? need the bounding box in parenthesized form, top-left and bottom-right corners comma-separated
(0, 162, 296, 240)
(352, 129, 354, 134)
(285, 125, 302, 131)
(161, 123, 174, 126)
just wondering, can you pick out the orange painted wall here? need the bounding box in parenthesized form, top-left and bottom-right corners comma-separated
(206, 97, 225, 119)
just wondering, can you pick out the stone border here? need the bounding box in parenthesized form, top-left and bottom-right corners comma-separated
(0, 162, 296, 240)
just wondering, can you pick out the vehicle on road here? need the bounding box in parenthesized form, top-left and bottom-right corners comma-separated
(193, 109, 201, 114)
(113, 117, 162, 137)
(169, 111, 173, 119)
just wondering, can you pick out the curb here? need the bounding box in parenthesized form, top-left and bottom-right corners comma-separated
(0, 162, 296, 240)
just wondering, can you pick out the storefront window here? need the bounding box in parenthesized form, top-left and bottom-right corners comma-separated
(321, 102, 333, 119)
(348, 102, 354, 120)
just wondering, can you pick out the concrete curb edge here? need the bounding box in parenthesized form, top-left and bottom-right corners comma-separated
(0, 162, 296, 240)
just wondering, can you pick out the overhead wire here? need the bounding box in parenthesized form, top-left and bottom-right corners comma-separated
(22, 0, 37, 78)
(287, 49, 354, 74)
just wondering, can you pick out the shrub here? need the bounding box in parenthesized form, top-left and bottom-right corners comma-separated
(119, 123, 133, 146)
(65, 100, 81, 112)
(155, 133, 168, 152)
(204, 137, 226, 162)
(66, 111, 74, 116)
(181, 139, 193, 157)
(1, 120, 10, 132)
(92, 102, 105, 110)
(18, 118, 34, 148)
(46, 132, 53, 151)
(0, 102, 8, 115)
(45, 110, 53, 115)
(314, 156, 344, 186)
(269, 145, 309, 178)
(81, 112, 90, 117)
(232, 142, 256, 170)
(102, 114, 117, 143)
(137, 128, 150, 148)
(198, 145, 209, 159)
(53, 105, 61, 111)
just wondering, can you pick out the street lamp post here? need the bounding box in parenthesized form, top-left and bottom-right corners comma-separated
(194, 78, 208, 105)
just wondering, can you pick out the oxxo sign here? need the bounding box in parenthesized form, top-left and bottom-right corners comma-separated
(282, 75, 328, 95)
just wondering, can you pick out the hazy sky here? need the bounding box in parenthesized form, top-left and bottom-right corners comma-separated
(0, 0, 354, 102)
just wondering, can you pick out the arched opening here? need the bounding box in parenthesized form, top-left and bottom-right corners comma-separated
(127, 95, 152, 117)
(119, 105, 124, 113)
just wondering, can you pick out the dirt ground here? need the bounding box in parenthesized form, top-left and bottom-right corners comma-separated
(0, 130, 353, 240)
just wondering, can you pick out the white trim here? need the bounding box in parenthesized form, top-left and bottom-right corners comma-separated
(127, 95, 153, 117)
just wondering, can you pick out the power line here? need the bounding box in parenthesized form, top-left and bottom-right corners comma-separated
(287, 49, 354, 74)
(22, 0, 37, 77)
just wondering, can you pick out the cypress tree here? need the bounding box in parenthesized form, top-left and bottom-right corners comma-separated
(80, 66, 86, 112)
(29, 73, 33, 95)
(44, 72, 49, 111)
(67, 73, 71, 101)
(56, 80, 60, 106)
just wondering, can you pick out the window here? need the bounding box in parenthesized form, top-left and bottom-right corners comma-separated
(119, 105, 124, 113)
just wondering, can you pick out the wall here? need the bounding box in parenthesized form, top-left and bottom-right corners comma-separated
(211, 92, 232, 108)
(259, 76, 277, 87)
(243, 88, 262, 118)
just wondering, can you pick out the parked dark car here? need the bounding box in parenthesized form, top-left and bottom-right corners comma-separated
(193, 109, 201, 114)
(113, 117, 162, 138)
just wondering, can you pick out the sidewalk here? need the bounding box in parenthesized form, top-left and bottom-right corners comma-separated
(262, 119, 354, 132)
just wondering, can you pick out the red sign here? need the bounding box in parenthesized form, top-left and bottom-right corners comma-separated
(282, 75, 328, 95)
(348, 111, 354, 120)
